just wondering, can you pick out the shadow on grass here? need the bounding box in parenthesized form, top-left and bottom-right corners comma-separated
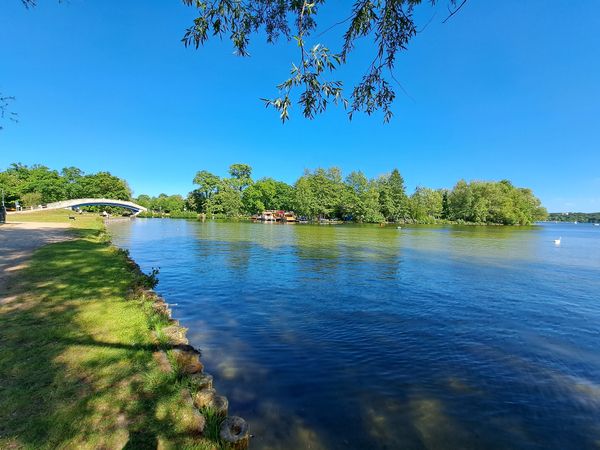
(0, 227, 222, 449)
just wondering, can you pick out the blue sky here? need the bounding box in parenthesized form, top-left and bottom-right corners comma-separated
(1, 1, 599, 212)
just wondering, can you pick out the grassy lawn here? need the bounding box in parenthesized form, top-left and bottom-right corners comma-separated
(0, 211, 228, 449)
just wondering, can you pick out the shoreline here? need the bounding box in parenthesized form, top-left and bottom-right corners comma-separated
(119, 248, 251, 449)
(129, 214, 538, 227)
(0, 211, 249, 449)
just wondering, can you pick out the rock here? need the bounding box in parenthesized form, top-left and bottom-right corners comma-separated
(152, 301, 171, 318)
(193, 388, 227, 414)
(160, 325, 189, 345)
(193, 388, 216, 409)
(212, 395, 229, 417)
(152, 351, 172, 373)
(171, 346, 203, 374)
(179, 389, 206, 435)
(189, 372, 213, 391)
(220, 416, 249, 449)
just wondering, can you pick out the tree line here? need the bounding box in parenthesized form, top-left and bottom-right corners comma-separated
(1, 162, 547, 225)
(140, 163, 547, 225)
(547, 212, 600, 223)
(0, 163, 131, 207)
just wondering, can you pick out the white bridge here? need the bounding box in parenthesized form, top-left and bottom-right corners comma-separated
(10, 198, 147, 215)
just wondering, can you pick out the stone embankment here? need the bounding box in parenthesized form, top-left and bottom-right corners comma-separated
(124, 254, 250, 449)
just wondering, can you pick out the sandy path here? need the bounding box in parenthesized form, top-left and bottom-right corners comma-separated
(0, 222, 72, 301)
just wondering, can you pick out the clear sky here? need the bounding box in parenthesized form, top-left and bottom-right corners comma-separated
(1, 1, 599, 212)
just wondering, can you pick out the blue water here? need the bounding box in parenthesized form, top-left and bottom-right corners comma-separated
(107, 220, 600, 449)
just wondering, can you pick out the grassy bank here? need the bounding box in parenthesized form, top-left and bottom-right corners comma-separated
(0, 211, 228, 449)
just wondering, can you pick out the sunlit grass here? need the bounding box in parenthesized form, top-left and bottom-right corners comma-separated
(7, 209, 102, 227)
(0, 210, 227, 449)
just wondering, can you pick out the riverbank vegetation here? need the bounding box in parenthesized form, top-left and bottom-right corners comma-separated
(0, 163, 131, 206)
(1, 162, 547, 225)
(547, 212, 600, 223)
(0, 211, 229, 449)
(179, 164, 547, 225)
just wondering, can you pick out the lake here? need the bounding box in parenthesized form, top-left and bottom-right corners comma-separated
(107, 219, 600, 449)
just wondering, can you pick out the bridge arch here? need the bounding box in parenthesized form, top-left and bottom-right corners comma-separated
(19, 198, 148, 215)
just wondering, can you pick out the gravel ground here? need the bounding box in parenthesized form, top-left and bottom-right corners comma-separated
(0, 222, 72, 302)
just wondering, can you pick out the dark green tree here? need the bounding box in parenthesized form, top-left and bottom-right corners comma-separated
(294, 168, 345, 219)
(242, 177, 294, 213)
(228, 164, 253, 192)
(344, 171, 383, 222)
(378, 169, 409, 222)
(191, 170, 221, 212)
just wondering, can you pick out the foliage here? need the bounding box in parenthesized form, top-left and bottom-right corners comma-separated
(2, 161, 547, 225)
(446, 180, 548, 225)
(182, 0, 464, 122)
(135, 193, 186, 213)
(294, 167, 346, 219)
(547, 212, 600, 223)
(228, 163, 253, 192)
(343, 171, 384, 222)
(190, 170, 221, 213)
(20, 191, 43, 207)
(205, 180, 244, 217)
(143, 163, 547, 225)
(377, 169, 409, 222)
(409, 186, 443, 223)
(242, 177, 294, 214)
(137, 210, 199, 219)
(0, 163, 132, 206)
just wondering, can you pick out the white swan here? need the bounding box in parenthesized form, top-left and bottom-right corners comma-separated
(554, 237, 562, 245)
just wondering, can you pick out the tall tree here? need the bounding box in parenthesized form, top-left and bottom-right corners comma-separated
(409, 186, 443, 223)
(294, 168, 345, 219)
(76, 172, 131, 200)
(206, 180, 244, 217)
(228, 164, 253, 192)
(242, 177, 294, 214)
(344, 171, 383, 222)
(378, 169, 409, 222)
(61, 166, 84, 199)
(191, 170, 221, 212)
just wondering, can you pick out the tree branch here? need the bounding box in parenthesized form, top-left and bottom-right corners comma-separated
(442, 0, 467, 24)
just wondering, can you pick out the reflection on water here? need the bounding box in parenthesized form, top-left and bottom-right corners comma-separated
(107, 220, 600, 449)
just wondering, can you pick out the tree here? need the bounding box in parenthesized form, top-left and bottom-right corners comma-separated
(0, 168, 21, 205)
(182, 0, 466, 122)
(76, 172, 131, 200)
(242, 177, 294, 213)
(7, 1, 467, 127)
(206, 180, 244, 217)
(294, 168, 345, 219)
(446, 180, 547, 225)
(135, 194, 152, 209)
(152, 194, 186, 212)
(21, 192, 42, 207)
(409, 186, 443, 223)
(61, 166, 84, 198)
(344, 171, 383, 222)
(228, 164, 253, 192)
(191, 170, 221, 212)
(21, 165, 66, 203)
(378, 169, 409, 222)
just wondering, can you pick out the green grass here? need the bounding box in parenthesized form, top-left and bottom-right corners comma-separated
(0, 211, 227, 449)
(7, 209, 101, 224)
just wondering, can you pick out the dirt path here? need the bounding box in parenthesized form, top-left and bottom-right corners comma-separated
(0, 222, 72, 302)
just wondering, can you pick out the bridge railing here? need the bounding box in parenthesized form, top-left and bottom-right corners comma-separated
(9, 198, 147, 214)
